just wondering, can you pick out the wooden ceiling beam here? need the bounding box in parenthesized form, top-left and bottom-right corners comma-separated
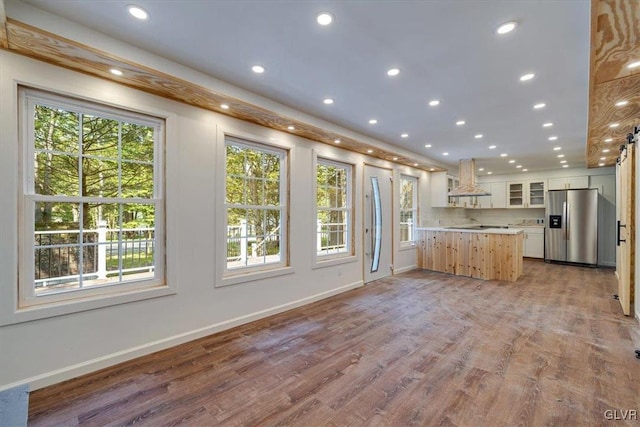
(587, 0, 640, 167)
(0, 0, 8, 49)
(2, 18, 445, 173)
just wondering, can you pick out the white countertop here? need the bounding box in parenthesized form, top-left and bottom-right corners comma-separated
(417, 226, 524, 235)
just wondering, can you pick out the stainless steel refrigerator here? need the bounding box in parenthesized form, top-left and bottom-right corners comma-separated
(545, 188, 598, 265)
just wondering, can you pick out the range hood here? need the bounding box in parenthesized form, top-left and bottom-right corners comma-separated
(448, 159, 491, 197)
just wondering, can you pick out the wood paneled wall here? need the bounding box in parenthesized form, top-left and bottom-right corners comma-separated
(587, 0, 640, 167)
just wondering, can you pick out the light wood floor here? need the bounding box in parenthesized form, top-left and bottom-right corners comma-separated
(28, 261, 640, 426)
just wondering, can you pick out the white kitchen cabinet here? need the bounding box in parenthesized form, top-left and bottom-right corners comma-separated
(548, 176, 589, 190)
(472, 182, 506, 209)
(521, 227, 544, 258)
(507, 180, 546, 208)
(431, 172, 468, 207)
(491, 182, 507, 208)
(431, 172, 449, 207)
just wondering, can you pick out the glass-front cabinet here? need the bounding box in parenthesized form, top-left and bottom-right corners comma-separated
(508, 180, 545, 208)
(527, 181, 545, 208)
(508, 182, 524, 208)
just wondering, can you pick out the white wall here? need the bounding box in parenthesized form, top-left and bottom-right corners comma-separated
(0, 50, 427, 390)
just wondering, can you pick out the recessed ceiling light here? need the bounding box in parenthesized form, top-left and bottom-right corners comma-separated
(627, 60, 640, 69)
(489, 145, 496, 149)
(367, 149, 373, 153)
(543, 122, 553, 127)
(369, 119, 377, 124)
(557, 154, 565, 158)
(429, 100, 440, 107)
(516, 165, 522, 168)
(393, 157, 399, 161)
(387, 68, 400, 77)
(533, 103, 546, 109)
(500, 153, 508, 157)
(615, 100, 629, 107)
(487, 172, 493, 175)
(600, 157, 606, 160)
(609, 123, 619, 128)
(603, 149, 610, 153)
(316, 12, 334, 26)
(509, 160, 515, 163)
(430, 168, 435, 171)
(522, 169, 528, 172)
(553, 146, 561, 150)
(479, 168, 484, 171)
(288, 125, 295, 130)
(442, 152, 449, 156)
(605, 138, 613, 142)
(456, 120, 466, 126)
(475, 134, 483, 139)
(109, 68, 123, 76)
(323, 98, 334, 105)
(548, 136, 558, 141)
(334, 139, 341, 144)
(425, 144, 432, 148)
(401, 133, 409, 138)
(599, 162, 605, 166)
(413, 163, 418, 167)
(496, 21, 517, 35)
(520, 73, 535, 81)
(560, 160, 567, 164)
(562, 165, 569, 168)
(220, 103, 229, 110)
(252, 65, 265, 74)
(128, 5, 149, 20)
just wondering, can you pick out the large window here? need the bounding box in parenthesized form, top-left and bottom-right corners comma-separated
(20, 88, 164, 308)
(400, 175, 417, 245)
(316, 159, 352, 258)
(225, 138, 287, 271)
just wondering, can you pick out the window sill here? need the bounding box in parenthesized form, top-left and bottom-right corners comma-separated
(399, 243, 417, 251)
(218, 266, 295, 287)
(313, 255, 358, 269)
(2, 283, 175, 326)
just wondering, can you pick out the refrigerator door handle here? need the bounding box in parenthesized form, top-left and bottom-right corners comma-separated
(565, 202, 570, 240)
(562, 201, 568, 240)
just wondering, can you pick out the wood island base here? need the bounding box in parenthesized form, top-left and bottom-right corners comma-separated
(417, 228, 524, 282)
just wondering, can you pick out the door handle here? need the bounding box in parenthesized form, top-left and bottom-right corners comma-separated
(565, 203, 570, 240)
(617, 220, 626, 245)
(562, 202, 567, 240)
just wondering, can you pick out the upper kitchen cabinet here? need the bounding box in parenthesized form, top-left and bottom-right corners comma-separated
(472, 182, 506, 209)
(507, 180, 546, 208)
(547, 176, 589, 190)
(431, 172, 469, 208)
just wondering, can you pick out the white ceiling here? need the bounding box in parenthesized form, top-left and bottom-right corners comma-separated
(17, 0, 591, 175)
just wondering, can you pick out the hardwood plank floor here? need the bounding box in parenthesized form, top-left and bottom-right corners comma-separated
(28, 261, 640, 426)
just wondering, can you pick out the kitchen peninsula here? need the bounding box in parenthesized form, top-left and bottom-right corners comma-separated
(416, 226, 524, 282)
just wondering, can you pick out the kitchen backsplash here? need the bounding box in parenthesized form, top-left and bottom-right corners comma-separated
(421, 208, 546, 227)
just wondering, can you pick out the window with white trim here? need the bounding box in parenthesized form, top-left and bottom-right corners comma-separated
(19, 88, 165, 308)
(400, 175, 417, 245)
(316, 158, 352, 257)
(225, 137, 287, 271)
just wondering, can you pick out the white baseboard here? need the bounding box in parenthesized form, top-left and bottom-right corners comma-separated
(0, 280, 363, 392)
(394, 264, 418, 275)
